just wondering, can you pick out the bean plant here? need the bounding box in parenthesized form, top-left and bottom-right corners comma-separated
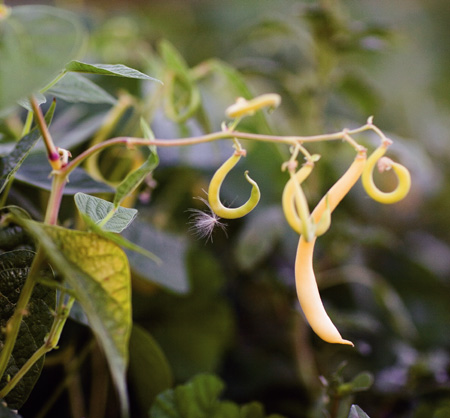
(0, 3, 413, 418)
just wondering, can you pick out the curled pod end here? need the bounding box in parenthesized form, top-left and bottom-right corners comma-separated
(362, 145, 411, 204)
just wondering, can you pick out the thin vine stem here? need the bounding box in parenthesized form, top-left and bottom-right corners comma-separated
(62, 121, 382, 177)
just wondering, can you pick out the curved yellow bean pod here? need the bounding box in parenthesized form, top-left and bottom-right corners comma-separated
(362, 143, 411, 204)
(295, 150, 367, 345)
(282, 162, 314, 236)
(208, 151, 261, 219)
(225, 94, 281, 119)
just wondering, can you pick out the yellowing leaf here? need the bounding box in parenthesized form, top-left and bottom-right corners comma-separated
(11, 214, 131, 417)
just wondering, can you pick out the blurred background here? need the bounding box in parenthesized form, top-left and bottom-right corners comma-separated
(6, 0, 450, 417)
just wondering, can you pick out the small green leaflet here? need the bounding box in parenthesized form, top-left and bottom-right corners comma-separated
(74, 193, 161, 264)
(114, 145, 158, 208)
(65, 60, 162, 83)
(149, 373, 287, 418)
(74, 192, 137, 233)
(348, 405, 371, 418)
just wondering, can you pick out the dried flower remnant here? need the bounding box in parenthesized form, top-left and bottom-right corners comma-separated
(187, 197, 227, 243)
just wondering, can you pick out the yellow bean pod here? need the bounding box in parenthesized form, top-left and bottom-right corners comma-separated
(282, 162, 314, 237)
(225, 94, 282, 119)
(208, 151, 260, 219)
(295, 150, 367, 345)
(362, 143, 411, 204)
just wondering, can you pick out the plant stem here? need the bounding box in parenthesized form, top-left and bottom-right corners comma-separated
(29, 96, 60, 170)
(44, 173, 67, 225)
(21, 111, 34, 138)
(63, 122, 378, 177)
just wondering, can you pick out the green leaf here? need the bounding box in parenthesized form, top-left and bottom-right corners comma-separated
(349, 372, 374, 392)
(10, 216, 131, 417)
(122, 220, 189, 294)
(128, 324, 173, 415)
(149, 374, 287, 418)
(114, 150, 159, 208)
(78, 211, 161, 265)
(348, 405, 371, 418)
(0, 102, 56, 194)
(17, 93, 47, 112)
(149, 374, 227, 418)
(47, 72, 117, 105)
(158, 40, 201, 123)
(65, 60, 162, 83)
(0, 250, 55, 409)
(15, 153, 114, 195)
(74, 192, 137, 233)
(159, 40, 190, 74)
(0, 5, 85, 112)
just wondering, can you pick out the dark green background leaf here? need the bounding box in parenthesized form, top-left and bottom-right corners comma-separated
(15, 153, 114, 195)
(123, 220, 189, 294)
(0, 250, 55, 409)
(128, 324, 173, 415)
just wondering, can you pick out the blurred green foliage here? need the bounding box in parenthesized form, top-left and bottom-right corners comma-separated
(1, 0, 450, 417)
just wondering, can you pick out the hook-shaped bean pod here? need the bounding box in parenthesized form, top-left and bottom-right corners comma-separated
(282, 162, 314, 238)
(208, 150, 260, 219)
(295, 150, 367, 346)
(362, 142, 411, 204)
(226, 94, 281, 119)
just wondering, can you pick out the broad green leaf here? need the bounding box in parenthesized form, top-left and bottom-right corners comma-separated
(128, 324, 172, 415)
(149, 374, 287, 418)
(122, 220, 189, 294)
(65, 60, 162, 83)
(0, 102, 55, 194)
(0, 250, 55, 409)
(15, 153, 114, 195)
(74, 192, 137, 233)
(348, 405, 371, 418)
(47, 72, 117, 105)
(10, 216, 131, 417)
(17, 93, 47, 112)
(114, 150, 159, 208)
(0, 5, 85, 112)
(78, 210, 161, 265)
